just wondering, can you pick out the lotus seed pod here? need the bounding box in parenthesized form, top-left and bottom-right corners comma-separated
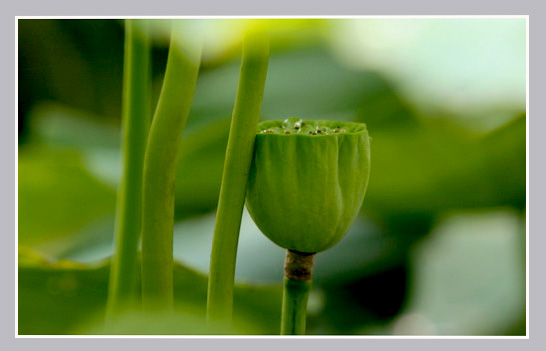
(246, 118, 371, 253)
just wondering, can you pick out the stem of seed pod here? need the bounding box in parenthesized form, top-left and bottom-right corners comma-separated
(106, 19, 150, 321)
(281, 250, 316, 335)
(206, 30, 269, 323)
(141, 23, 201, 311)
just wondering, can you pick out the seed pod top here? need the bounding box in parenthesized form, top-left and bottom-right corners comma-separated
(246, 117, 371, 253)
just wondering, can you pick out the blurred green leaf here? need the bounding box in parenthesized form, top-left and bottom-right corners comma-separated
(329, 19, 526, 131)
(18, 146, 116, 254)
(18, 248, 281, 335)
(81, 310, 241, 335)
(18, 247, 108, 335)
(314, 210, 525, 336)
(388, 210, 526, 335)
(29, 102, 121, 150)
(191, 47, 415, 130)
(363, 113, 526, 218)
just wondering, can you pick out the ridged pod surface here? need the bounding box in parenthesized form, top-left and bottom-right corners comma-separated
(246, 118, 371, 253)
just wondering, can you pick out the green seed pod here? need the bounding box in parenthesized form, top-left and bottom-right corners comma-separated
(246, 117, 371, 253)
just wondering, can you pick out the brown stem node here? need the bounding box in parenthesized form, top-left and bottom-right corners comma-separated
(284, 250, 316, 281)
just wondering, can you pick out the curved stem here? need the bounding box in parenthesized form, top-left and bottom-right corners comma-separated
(141, 23, 201, 311)
(281, 250, 315, 335)
(206, 31, 269, 323)
(106, 19, 150, 320)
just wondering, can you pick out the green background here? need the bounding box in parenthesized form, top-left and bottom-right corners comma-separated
(18, 18, 526, 335)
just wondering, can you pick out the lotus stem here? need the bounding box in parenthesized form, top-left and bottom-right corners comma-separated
(106, 19, 150, 320)
(281, 250, 315, 335)
(206, 30, 269, 323)
(141, 22, 201, 311)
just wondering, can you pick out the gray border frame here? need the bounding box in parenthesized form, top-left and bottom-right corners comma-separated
(5, 0, 544, 350)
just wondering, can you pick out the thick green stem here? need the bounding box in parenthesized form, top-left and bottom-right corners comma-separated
(141, 24, 201, 311)
(206, 31, 269, 323)
(281, 250, 315, 335)
(106, 19, 150, 320)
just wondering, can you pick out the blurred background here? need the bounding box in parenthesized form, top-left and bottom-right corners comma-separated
(17, 18, 526, 335)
